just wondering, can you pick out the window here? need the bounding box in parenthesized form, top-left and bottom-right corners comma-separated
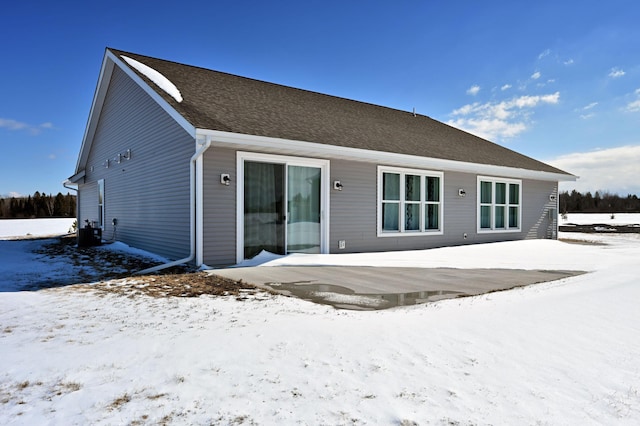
(378, 166, 443, 236)
(97, 179, 105, 229)
(478, 177, 521, 232)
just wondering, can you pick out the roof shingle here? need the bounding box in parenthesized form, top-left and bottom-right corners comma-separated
(109, 48, 571, 176)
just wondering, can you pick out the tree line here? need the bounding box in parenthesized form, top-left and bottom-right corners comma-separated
(560, 190, 640, 213)
(0, 192, 77, 219)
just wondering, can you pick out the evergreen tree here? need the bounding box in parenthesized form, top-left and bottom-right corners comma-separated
(0, 192, 77, 218)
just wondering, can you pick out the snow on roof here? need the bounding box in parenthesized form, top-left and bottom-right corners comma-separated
(122, 55, 183, 103)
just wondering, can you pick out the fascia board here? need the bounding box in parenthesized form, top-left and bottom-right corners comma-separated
(75, 52, 114, 173)
(196, 128, 577, 182)
(68, 169, 86, 183)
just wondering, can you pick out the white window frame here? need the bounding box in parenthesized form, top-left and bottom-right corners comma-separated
(377, 166, 444, 237)
(236, 151, 330, 263)
(477, 176, 521, 233)
(97, 179, 105, 230)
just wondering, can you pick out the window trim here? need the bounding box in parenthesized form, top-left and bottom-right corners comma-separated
(477, 176, 521, 233)
(377, 166, 444, 237)
(97, 179, 105, 230)
(236, 151, 330, 263)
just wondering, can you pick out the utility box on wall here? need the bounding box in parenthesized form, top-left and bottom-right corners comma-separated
(78, 226, 102, 247)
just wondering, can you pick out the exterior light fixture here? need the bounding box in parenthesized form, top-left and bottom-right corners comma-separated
(221, 174, 231, 185)
(333, 181, 343, 191)
(458, 188, 466, 197)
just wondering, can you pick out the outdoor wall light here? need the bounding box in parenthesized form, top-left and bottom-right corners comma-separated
(333, 180, 343, 191)
(458, 188, 466, 197)
(104, 159, 110, 168)
(221, 174, 231, 185)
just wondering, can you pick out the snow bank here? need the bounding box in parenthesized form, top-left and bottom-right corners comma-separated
(97, 241, 168, 263)
(232, 249, 285, 267)
(244, 238, 606, 272)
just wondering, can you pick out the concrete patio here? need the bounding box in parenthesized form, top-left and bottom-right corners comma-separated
(210, 266, 584, 310)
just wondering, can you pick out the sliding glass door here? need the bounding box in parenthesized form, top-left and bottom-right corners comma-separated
(243, 159, 323, 260)
(287, 165, 321, 254)
(243, 161, 285, 259)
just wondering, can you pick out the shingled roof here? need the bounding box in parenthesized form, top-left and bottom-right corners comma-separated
(108, 48, 571, 176)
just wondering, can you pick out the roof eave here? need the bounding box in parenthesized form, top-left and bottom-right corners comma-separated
(74, 50, 114, 173)
(195, 128, 577, 182)
(68, 169, 86, 183)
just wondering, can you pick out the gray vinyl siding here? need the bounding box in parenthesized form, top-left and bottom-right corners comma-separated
(330, 159, 469, 253)
(523, 180, 558, 239)
(330, 160, 558, 254)
(77, 181, 98, 227)
(329, 160, 376, 251)
(78, 66, 194, 260)
(199, 150, 559, 266)
(202, 147, 237, 266)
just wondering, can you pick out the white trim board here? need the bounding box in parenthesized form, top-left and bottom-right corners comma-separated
(198, 128, 576, 183)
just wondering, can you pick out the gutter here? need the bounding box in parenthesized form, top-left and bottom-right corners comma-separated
(136, 135, 212, 275)
(62, 179, 78, 192)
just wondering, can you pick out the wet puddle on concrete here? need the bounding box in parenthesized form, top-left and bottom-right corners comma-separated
(266, 281, 465, 311)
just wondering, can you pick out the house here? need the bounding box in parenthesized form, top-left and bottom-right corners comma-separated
(68, 48, 575, 269)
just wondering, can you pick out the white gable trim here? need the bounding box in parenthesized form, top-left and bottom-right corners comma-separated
(74, 50, 195, 174)
(108, 51, 194, 135)
(196, 128, 577, 183)
(75, 53, 114, 173)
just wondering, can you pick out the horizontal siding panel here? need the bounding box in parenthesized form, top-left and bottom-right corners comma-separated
(329, 162, 558, 253)
(78, 181, 98, 227)
(202, 147, 237, 266)
(329, 160, 377, 251)
(199, 149, 559, 266)
(79, 66, 193, 261)
(523, 179, 558, 239)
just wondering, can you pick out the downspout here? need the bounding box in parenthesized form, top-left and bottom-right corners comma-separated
(136, 135, 212, 274)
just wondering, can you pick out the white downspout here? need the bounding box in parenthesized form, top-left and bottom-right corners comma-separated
(136, 135, 212, 274)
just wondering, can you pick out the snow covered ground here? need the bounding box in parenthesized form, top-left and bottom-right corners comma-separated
(1, 216, 639, 424)
(0, 218, 76, 239)
(560, 212, 640, 226)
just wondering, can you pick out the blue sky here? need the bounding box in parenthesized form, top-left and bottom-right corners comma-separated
(1, 0, 639, 197)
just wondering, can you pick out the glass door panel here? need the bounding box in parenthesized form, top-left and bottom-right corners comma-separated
(244, 161, 285, 259)
(287, 165, 321, 254)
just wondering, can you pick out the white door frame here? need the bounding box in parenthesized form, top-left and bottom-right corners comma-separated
(236, 151, 330, 263)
